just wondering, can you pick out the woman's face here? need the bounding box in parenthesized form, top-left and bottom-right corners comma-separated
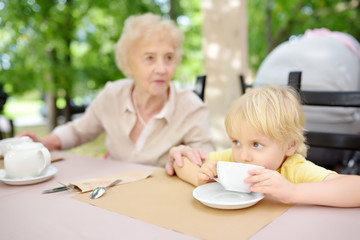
(129, 35, 178, 96)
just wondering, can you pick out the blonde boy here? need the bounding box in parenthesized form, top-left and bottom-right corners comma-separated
(167, 86, 360, 207)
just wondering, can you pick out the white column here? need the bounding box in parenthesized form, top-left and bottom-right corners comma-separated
(202, 0, 248, 149)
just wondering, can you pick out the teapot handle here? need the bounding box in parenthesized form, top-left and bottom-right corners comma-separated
(37, 147, 51, 175)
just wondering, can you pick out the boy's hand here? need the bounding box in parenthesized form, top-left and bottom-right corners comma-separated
(166, 145, 206, 175)
(245, 168, 296, 204)
(198, 160, 217, 185)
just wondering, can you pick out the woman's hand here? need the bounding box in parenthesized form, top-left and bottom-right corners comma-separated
(198, 160, 217, 185)
(245, 168, 296, 204)
(17, 131, 41, 142)
(166, 145, 206, 175)
(17, 132, 61, 151)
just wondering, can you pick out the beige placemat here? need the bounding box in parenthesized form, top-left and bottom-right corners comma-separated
(0, 155, 63, 169)
(70, 169, 152, 192)
(72, 168, 293, 240)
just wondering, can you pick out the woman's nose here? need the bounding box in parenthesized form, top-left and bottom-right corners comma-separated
(155, 60, 167, 73)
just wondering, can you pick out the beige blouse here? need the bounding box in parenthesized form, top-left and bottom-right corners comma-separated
(53, 79, 215, 167)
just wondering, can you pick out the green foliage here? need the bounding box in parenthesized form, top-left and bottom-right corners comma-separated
(175, 0, 204, 85)
(248, 0, 360, 73)
(0, 0, 162, 97)
(1, 0, 358, 98)
(0, 0, 203, 98)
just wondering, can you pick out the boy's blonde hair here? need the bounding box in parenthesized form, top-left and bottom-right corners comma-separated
(225, 86, 308, 157)
(115, 13, 184, 78)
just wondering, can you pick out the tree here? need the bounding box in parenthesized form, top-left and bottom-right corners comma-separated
(248, 0, 360, 74)
(0, 0, 161, 128)
(3, 0, 357, 128)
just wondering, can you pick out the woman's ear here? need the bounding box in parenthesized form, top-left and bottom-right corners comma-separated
(125, 60, 134, 79)
(285, 140, 298, 157)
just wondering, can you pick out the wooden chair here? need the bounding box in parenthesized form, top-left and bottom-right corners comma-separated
(288, 71, 360, 173)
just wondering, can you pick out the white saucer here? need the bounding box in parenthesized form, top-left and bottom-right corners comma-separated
(193, 182, 264, 209)
(0, 166, 58, 185)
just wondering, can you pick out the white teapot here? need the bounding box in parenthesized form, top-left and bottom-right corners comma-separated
(0, 136, 32, 156)
(4, 142, 51, 179)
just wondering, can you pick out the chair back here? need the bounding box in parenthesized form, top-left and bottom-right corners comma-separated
(288, 71, 360, 173)
(288, 71, 360, 151)
(239, 75, 250, 94)
(193, 75, 206, 101)
(0, 85, 14, 139)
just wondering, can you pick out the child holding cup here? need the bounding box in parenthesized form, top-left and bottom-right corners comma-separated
(166, 86, 360, 207)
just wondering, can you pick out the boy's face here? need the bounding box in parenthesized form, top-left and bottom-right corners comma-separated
(230, 120, 296, 170)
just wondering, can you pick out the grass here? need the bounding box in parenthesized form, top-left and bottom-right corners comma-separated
(3, 98, 43, 119)
(5, 95, 107, 158)
(14, 124, 107, 159)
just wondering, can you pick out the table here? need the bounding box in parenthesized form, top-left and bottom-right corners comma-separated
(1, 151, 359, 240)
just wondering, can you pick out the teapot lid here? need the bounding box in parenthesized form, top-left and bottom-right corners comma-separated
(9, 142, 44, 150)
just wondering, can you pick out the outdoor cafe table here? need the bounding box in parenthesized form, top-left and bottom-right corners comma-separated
(1, 151, 359, 240)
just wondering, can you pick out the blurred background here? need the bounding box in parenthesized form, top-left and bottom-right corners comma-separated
(1, 0, 359, 156)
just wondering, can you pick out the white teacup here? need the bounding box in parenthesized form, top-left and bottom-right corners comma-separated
(4, 142, 51, 179)
(0, 136, 33, 156)
(215, 161, 264, 193)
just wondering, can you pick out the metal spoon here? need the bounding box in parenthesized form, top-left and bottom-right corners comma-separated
(89, 179, 122, 199)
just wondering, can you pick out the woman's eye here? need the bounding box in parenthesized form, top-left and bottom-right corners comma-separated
(165, 55, 173, 61)
(145, 56, 154, 61)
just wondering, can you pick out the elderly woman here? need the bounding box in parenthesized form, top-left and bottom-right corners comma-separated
(21, 13, 215, 168)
